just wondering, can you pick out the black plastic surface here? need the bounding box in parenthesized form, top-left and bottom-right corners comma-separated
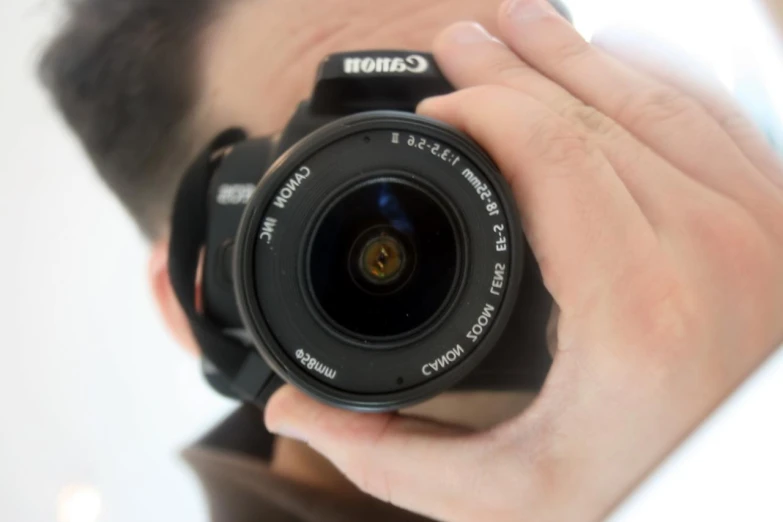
(204, 140, 273, 329)
(311, 51, 452, 114)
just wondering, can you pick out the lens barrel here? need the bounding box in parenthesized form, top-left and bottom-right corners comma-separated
(234, 112, 523, 411)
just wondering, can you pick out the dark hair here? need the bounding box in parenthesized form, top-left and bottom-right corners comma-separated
(39, 0, 229, 240)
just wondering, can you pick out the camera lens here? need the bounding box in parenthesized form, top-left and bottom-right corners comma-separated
(307, 177, 461, 340)
(234, 112, 523, 411)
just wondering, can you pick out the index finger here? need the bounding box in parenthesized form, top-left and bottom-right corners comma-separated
(419, 86, 658, 309)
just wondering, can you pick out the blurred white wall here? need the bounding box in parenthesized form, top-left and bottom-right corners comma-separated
(0, 2, 234, 522)
(0, 0, 781, 522)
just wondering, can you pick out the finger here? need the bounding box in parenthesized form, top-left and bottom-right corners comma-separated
(434, 22, 567, 107)
(265, 386, 497, 521)
(497, 0, 783, 223)
(593, 26, 783, 191)
(432, 22, 697, 230)
(418, 86, 657, 308)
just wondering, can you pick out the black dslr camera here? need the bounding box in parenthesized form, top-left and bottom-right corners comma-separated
(169, 51, 553, 411)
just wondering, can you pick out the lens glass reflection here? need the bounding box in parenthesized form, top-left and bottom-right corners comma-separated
(308, 177, 460, 339)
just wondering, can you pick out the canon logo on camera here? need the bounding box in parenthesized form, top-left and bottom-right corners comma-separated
(343, 54, 429, 75)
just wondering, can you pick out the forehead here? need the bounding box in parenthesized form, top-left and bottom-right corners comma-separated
(197, 0, 502, 136)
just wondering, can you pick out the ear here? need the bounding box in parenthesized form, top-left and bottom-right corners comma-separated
(149, 239, 200, 357)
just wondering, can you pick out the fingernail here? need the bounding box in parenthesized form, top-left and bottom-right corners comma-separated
(504, 0, 557, 23)
(447, 21, 495, 44)
(269, 424, 309, 443)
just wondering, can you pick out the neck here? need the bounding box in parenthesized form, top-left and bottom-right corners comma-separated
(199, 0, 503, 136)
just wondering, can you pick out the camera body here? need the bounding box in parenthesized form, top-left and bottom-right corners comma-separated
(170, 51, 553, 411)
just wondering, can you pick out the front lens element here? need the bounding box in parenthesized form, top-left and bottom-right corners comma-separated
(308, 177, 461, 340)
(355, 227, 409, 287)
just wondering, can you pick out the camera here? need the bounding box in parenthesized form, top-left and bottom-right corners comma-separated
(169, 51, 553, 412)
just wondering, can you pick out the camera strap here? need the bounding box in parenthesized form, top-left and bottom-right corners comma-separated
(168, 128, 281, 406)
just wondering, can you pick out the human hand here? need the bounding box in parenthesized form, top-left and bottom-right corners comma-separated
(265, 0, 783, 520)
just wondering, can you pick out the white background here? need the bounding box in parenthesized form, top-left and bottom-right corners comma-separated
(0, 1, 781, 521)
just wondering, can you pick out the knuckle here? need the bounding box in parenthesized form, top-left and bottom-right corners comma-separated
(526, 116, 600, 167)
(558, 103, 649, 177)
(550, 36, 592, 67)
(491, 57, 528, 82)
(616, 85, 698, 129)
(602, 261, 703, 372)
(495, 62, 541, 93)
(560, 102, 620, 138)
(627, 269, 697, 346)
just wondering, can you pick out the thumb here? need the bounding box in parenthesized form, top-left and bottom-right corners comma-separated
(264, 386, 492, 521)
